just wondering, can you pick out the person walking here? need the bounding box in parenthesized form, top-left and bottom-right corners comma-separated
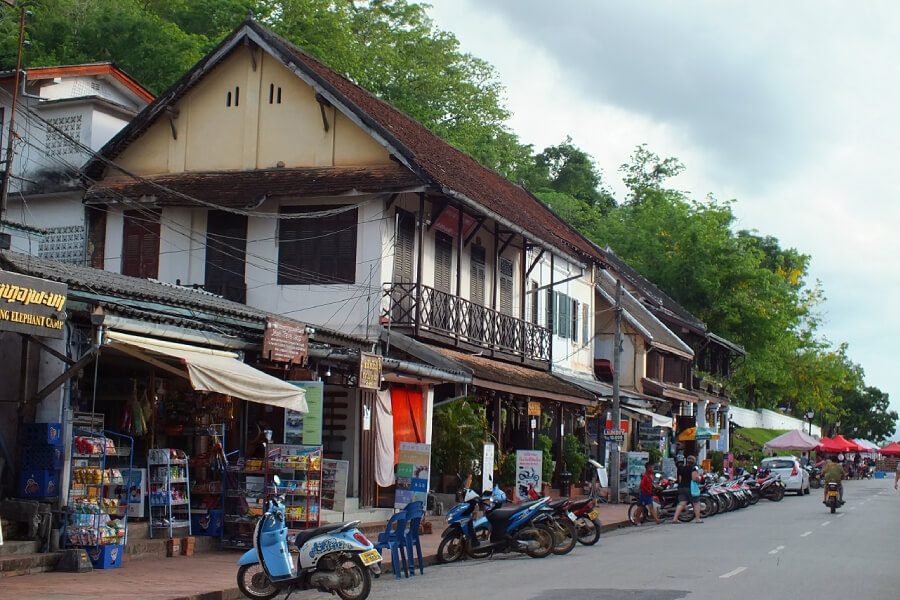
(672, 455, 703, 523)
(635, 461, 662, 525)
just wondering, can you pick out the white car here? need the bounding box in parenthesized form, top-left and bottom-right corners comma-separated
(760, 456, 810, 495)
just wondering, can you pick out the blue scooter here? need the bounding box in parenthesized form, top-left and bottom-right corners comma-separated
(236, 474, 382, 600)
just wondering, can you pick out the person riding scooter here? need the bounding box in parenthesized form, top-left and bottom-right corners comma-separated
(822, 457, 844, 505)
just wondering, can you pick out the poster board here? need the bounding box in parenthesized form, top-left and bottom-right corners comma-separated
(481, 443, 495, 494)
(285, 381, 323, 446)
(515, 450, 542, 502)
(395, 442, 431, 509)
(322, 459, 349, 512)
(625, 451, 649, 494)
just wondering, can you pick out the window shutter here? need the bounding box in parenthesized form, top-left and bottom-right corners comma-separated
(557, 293, 570, 339)
(394, 211, 415, 284)
(470, 246, 486, 305)
(498, 257, 514, 316)
(277, 205, 358, 285)
(571, 299, 579, 343)
(529, 280, 539, 324)
(122, 210, 160, 279)
(434, 232, 452, 292)
(547, 289, 554, 332)
(582, 303, 590, 346)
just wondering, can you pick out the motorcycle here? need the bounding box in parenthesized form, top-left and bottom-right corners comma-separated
(628, 475, 710, 524)
(436, 488, 484, 563)
(805, 465, 823, 489)
(465, 488, 555, 559)
(236, 474, 381, 600)
(526, 486, 595, 548)
(825, 481, 842, 513)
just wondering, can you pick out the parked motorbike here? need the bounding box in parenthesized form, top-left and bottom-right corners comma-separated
(628, 476, 710, 524)
(805, 465, 823, 489)
(534, 500, 577, 555)
(465, 488, 555, 559)
(236, 475, 381, 600)
(825, 481, 841, 513)
(436, 488, 482, 564)
(525, 485, 596, 548)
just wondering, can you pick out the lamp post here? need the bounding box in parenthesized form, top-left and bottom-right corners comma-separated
(806, 410, 814, 436)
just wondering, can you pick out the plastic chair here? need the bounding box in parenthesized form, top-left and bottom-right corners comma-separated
(373, 511, 409, 579)
(403, 501, 424, 576)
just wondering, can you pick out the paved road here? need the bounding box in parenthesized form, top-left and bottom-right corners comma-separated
(353, 477, 899, 600)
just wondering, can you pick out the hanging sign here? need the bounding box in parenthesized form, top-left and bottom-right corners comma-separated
(527, 401, 542, 417)
(431, 204, 478, 239)
(515, 450, 542, 502)
(0, 272, 67, 339)
(358, 353, 382, 390)
(263, 318, 308, 364)
(482, 443, 495, 494)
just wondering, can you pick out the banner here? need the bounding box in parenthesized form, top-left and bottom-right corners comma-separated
(395, 442, 431, 509)
(515, 450, 542, 502)
(482, 443, 495, 494)
(285, 381, 323, 445)
(626, 451, 649, 493)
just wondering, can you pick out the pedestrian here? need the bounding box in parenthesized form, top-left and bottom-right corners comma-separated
(635, 461, 662, 525)
(894, 460, 900, 491)
(672, 455, 703, 524)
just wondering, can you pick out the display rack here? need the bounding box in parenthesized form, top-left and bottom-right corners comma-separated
(268, 445, 322, 531)
(148, 448, 192, 538)
(222, 458, 262, 550)
(63, 429, 134, 567)
(189, 425, 227, 545)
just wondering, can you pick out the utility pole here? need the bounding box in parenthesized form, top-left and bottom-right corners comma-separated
(609, 280, 623, 503)
(0, 4, 26, 251)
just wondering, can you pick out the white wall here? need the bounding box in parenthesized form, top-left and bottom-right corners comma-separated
(730, 406, 821, 437)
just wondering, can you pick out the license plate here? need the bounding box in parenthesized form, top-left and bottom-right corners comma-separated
(567, 511, 577, 522)
(359, 549, 382, 566)
(827, 491, 838, 497)
(587, 509, 599, 520)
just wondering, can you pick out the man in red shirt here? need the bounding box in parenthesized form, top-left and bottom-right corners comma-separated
(636, 461, 662, 525)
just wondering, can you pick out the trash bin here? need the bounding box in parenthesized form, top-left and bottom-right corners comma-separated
(559, 471, 572, 497)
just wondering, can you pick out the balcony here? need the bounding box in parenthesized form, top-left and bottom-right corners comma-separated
(382, 283, 551, 364)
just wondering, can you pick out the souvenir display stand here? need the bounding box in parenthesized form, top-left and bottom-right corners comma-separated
(223, 458, 262, 549)
(148, 448, 192, 538)
(64, 429, 134, 569)
(189, 424, 228, 543)
(268, 445, 323, 531)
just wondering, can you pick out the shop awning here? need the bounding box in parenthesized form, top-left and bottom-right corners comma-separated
(106, 331, 308, 413)
(621, 404, 674, 429)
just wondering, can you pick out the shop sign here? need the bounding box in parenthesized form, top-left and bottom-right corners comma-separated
(358, 352, 382, 390)
(527, 401, 541, 417)
(515, 450, 542, 502)
(263, 317, 308, 364)
(285, 381, 323, 446)
(0, 271, 67, 339)
(395, 442, 431, 509)
(604, 428, 626, 441)
(605, 419, 629, 432)
(431, 204, 478, 239)
(482, 443, 495, 493)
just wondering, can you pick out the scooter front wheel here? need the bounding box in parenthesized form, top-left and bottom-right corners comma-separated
(437, 533, 466, 563)
(335, 555, 372, 600)
(236, 563, 279, 600)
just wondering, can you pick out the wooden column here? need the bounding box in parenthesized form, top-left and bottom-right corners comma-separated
(414, 193, 425, 337)
(359, 389, 377, 507)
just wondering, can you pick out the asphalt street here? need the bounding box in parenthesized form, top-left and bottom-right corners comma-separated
(350, 477, 900, 600)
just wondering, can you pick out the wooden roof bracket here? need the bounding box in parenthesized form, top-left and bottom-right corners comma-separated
(315, 93, 331, 132)
(464, 215, 486, 247)
(165, 106, 179, 140)
(526, 248, 545, 277)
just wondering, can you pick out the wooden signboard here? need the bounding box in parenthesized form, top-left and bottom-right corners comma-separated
(263, 317, 308, 364)
(527, 401, 542, 417)
(358, 353, 382, 390)
(0, 271, 67, 339)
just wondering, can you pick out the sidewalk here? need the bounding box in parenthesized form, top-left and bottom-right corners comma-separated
(1, 501, 631, 600)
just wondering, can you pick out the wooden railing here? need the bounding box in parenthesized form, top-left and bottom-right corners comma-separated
(383, 283, 551, 362)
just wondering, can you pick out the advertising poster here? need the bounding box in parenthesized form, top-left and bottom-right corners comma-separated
(285, 381, 323, 446)
(482, 443, 495, 494)
(395, 442, 431, 509)
(322, 459, 349, 512)
(626, 451, 649, 494)
(515, 450, 543, 502)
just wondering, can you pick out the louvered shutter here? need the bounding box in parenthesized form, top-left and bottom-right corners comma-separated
(557, 293, 570, 339)
(434, 233, 452, 292)
(499, 257, 514, 316)
(122, 210, 160, 278)
(470, 246, 485, 305)
(394, 211, 415, 284)
(571, 299, 579, 343)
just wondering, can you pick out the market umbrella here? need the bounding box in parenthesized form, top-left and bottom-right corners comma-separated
(763, 429, 819, 451)
(815, 437, 842, 453)
(677, 426, 721, 441)
(878, 442, 900, 456)
(832, 435, 861, 452)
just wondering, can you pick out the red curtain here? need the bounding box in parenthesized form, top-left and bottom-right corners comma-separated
(391, 387, 424, 465)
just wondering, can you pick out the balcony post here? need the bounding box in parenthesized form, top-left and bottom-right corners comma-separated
(455, 206, 463, 343)
(415, 193, 425, 338)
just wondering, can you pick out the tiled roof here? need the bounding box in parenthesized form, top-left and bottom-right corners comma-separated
(87, 165, 424, 207)
(85, 18, 606, 266)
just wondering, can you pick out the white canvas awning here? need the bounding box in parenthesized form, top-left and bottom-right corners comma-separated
(106, 331, 307, 413)
(622, 403, 674, 429)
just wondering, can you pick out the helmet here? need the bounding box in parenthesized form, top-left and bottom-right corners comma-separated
(675, 454, 685, 464)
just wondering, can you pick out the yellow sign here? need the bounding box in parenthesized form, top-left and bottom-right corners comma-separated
(527, 401, 542, 416)
(0, 272, 67, 338)
(358, 353, 383, 390)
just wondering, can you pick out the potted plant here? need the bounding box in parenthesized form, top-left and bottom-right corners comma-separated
(432, 397, 487, 494)
(535, 434, 555, 493)
(562, 433, 587, 497)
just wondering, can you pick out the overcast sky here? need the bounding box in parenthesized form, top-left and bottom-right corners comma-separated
(426, 0, 900, 435)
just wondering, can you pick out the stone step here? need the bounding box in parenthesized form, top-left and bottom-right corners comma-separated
(0, 539, 41, 556)
(0, 551, 61, 577)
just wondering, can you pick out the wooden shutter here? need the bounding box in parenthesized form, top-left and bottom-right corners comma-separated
(556, 292, 570, 339)
(582, 303, 590, 346)
(121, 210, 160, 278)
(529, 280, 539, 324)
(498, 257, 513, 316)
(434, 233, 452, 292)
(393, 210, 415, 284)
(205, 211, 247, 302)
(470, 246, 486, 305)
(546, 288, 554, 332)
(571, 299, 579, 343)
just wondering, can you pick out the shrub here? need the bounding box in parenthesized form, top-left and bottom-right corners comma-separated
(432, 397, 487, 479)
(563, 433, 588, 481)
(535, 434, 555, 482)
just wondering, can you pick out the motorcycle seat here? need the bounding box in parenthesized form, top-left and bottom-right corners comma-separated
(294, 522, 348, 548)
(548, 499, 569, 510)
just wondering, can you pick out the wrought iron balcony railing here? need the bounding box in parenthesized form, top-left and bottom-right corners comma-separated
(383, 283, 550, 362)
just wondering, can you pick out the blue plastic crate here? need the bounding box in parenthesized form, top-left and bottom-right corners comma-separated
(21, 444, 64, 469)
(191, 509, 223, 537)
(875, 471, 886, 479)
(24, 423, 63, 447)
(88, 544, 123, 569)
(20, 469, 60, 498)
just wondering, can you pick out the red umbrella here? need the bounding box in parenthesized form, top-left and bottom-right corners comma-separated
(832, 435, 861, 452)
(878, 442, 900, 456)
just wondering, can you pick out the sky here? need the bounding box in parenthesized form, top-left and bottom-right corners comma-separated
(425, 1, 900, 433)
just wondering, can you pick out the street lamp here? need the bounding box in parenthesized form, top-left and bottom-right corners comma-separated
(806, 410, 814, 436)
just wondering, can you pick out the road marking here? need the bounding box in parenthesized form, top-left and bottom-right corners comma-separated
(768, 545, 785, 555)
(822, 521, 831, 527)
(719, 567, 747, 579)
(800, 531, 812, 537)
(848, 505, 856, 510)
(837, 513, 845, 518)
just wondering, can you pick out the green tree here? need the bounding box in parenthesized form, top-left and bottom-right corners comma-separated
(838, 385, 896, 442)
(432, 397, 486, 479)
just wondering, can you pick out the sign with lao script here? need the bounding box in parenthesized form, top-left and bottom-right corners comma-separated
(0, 271, 67, 338)
(358, 353, 382, 390)
(263, 317, 308, 364)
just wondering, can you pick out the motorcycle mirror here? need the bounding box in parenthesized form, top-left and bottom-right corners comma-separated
(273, 474, 281, 486)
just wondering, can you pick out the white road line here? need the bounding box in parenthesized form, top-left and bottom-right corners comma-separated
(837, 513, 845, 518)
(800, 531, 812, 537)
(768, 545, 785, 555)
(822, 521, 831, 527)
(720, 567, 747, 579)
